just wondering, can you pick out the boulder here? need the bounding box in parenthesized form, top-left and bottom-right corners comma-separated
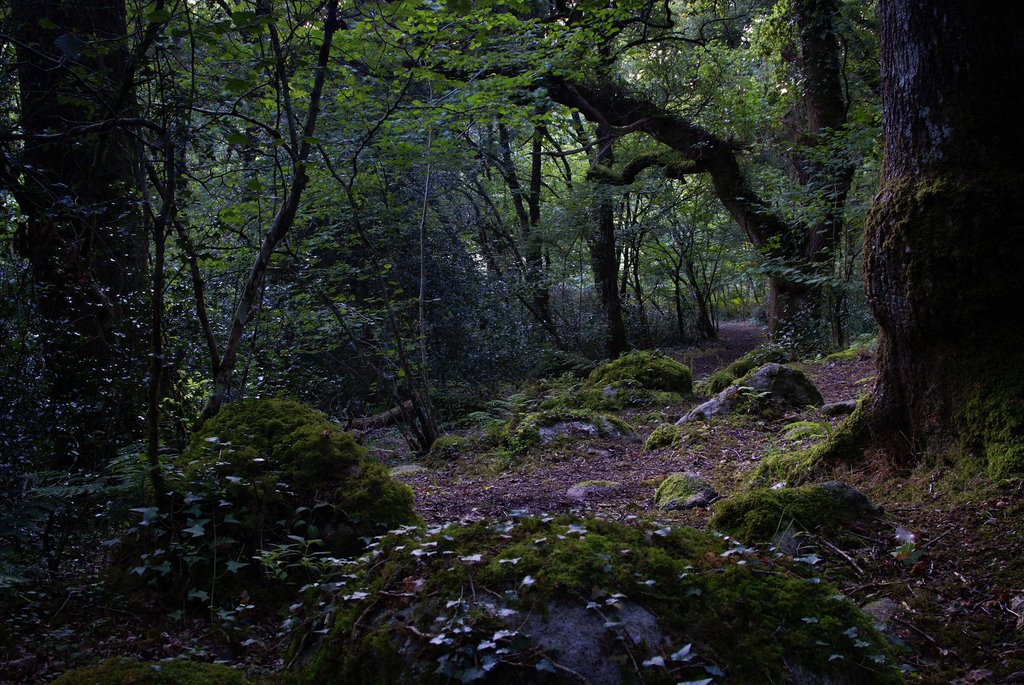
(293, 516, 901, 684)
(679, 363, 824, 424)
(501, 410, 637, 454)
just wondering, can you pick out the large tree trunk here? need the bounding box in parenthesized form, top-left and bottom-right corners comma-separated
(862, 0, 1024, 475)
(11, 0, 147, 470)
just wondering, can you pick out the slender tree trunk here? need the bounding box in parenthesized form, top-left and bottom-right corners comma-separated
(11, 0, 147, 470)
(588, 126, 628, 357)
(199, 0, 341, 425)
(861, 0, 1024, 475)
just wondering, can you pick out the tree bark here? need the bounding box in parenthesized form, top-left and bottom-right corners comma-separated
(10, 0, 147, 470)
(588, 126, 629, 357)
(861, 0, 1024, 475)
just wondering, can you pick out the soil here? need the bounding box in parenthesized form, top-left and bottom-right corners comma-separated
(3, 322, 1022, 684)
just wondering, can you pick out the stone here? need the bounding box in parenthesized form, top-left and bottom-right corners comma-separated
(679, 363, 824, 424)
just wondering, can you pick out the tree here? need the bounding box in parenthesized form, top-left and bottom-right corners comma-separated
(832, 0, 1024, 476)
(543, 0, 870, 351)
(5, 0, 148, 470)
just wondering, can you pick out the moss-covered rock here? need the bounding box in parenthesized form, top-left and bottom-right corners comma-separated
(710, 482, 875, 543)
(425, 435, 470, 466)
(566, 480, 622, 500)
(51, 658, 247, 685)
(682, 363, 824, 424)
(696, 347, 789, 396)
(643, 423, 711, 452)
(586, 351, 693, 394)
(644, 424, 684, 451)
(575, 351, 692, 410)
(177, 399, 418, 546)
(122, 400, 419, 608)
(655, 473, 718, 509)
(290, 516, 899, 684)
(499, 409, 636, 455)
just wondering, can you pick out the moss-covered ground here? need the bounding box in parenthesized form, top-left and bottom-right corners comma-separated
(11, 324, 1024, 685)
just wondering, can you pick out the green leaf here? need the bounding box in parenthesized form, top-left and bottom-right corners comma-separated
(188, 588, 210, 602)
(146, 8, 172, 22)
(38, 18, 58, 29)
(225, 78, 254, 95)
(225, 132, 250, 146)
(183, 520, 209, 537)
(226, 560, 249, 573)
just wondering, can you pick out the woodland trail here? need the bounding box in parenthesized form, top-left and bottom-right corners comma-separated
(401, 321, 792, 524)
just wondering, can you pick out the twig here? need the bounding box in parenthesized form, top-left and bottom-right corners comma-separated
(919, 531, 950, 551)
(818, 538, 864, 576)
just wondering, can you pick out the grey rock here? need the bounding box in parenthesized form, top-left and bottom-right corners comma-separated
(820, 400, 859, 416)
(566, 481, 622, 500)
(861, 598, 899, 631)
(678, 363, 823, 424)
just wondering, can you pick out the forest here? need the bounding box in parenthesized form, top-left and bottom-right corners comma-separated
(0, 0, 1022, 683)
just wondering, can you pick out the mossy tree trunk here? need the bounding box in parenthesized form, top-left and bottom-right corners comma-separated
(9, 0, 147, 470)
(862, 0, 1024, 476)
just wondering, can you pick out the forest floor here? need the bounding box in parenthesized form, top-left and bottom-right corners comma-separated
(3, 322, 1023, 684)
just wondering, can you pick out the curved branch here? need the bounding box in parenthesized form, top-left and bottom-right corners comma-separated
(586, 152, 700, 185)
(546, 79, 792, 249)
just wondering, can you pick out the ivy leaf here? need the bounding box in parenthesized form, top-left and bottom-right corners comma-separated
(187, 588, 210, 602)
(535, 659, 556, 673)
(670, 643, 693, 662)
(182, 520, 209, 537)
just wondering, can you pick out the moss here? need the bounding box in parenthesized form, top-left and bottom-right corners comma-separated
(696, 348, 790, 395)
(695, 347, 790, 396)
(51, 658, 247, 685)
(184, 398, 364, 485)
(697, 369, 736, 396)
(499, 409, 635, 455)
(584, 351, 692, 396)
(334, 462, 418, 537)
(121, 399, 419, 609)
(644, 424, 684, 451)
(710, 482, 875, 543)
(654, 473, 707, 508)
(176, 399, 418, 543)
(424, 435, 470, 466)
(781, 420, 830, 442)
(570, 479, 620, 489)
(296, 517, 899, 684)
(752, 401, 870, 486)
(960, 364, 1024, 479)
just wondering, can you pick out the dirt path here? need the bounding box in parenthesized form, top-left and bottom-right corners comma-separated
(683, 320, 766, 380)
(403, 322, 774, 523)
